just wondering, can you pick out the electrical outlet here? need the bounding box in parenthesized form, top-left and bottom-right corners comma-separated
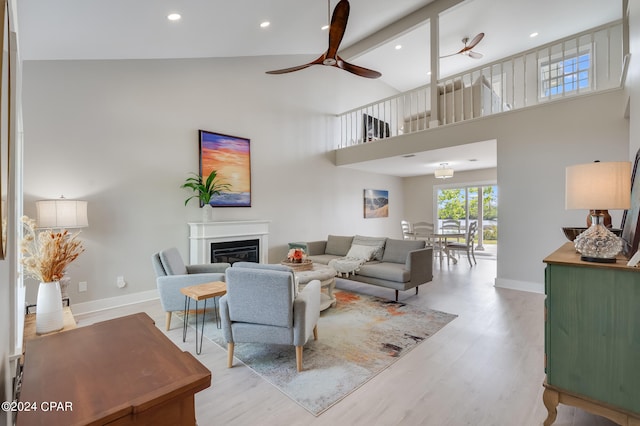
(116, 276, 126, 288)
(79, 281, 87, 292)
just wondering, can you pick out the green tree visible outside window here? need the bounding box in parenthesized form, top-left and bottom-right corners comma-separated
(438, 189, 466, 220)
(437, 186, 498, 241)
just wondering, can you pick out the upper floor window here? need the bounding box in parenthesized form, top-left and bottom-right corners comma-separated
(540, 51, 591, 98)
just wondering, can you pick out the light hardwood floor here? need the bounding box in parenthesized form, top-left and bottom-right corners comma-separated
(75, 255, 616, 426)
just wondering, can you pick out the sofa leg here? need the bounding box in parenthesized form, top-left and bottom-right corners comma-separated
(227, 343, 235, 368)
(165, 312, 172, 331)
(415, 286, 419, 295)
(313, 325, 318, 341)
(395, 290, 399, 301)
(296, 346, 303, 372)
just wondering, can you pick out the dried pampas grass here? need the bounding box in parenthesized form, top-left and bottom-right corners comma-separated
(20, 216, 85, 283)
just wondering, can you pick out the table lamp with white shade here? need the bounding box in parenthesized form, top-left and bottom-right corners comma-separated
(565, 161, 631, 263)
(36, 196, 88, 229)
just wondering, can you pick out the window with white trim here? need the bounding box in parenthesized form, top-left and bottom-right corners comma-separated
(540, 51, 591, 98)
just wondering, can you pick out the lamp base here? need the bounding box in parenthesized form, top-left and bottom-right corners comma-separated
(580, 255, 617, 263)
(574, 214, 623, 262)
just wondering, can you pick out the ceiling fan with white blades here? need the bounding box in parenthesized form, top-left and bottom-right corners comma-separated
(266, 0, 381, 78)
(440, 33, 485, 59)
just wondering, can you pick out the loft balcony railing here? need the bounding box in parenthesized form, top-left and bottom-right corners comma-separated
(336, 20, 624, 149)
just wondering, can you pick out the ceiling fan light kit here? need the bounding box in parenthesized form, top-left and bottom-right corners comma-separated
(266, 0, 381, 79)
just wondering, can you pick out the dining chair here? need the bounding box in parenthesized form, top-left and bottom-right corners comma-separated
(412, 222, 442, 262)
(446, 221, 478, 266)
(441, 219, 463, 244)
(441, 219, 461, 232)
(412, 222, 434, 243)
(401, 220, 413, 239)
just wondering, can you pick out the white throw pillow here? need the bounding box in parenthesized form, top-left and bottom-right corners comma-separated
(346, 244, 377, 261)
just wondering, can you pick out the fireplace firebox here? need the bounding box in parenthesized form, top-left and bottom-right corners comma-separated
(211, 239, 259, 264)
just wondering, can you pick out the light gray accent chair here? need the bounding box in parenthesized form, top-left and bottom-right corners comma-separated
(151, 247, 230, 331)
(219, 262, 321, 372)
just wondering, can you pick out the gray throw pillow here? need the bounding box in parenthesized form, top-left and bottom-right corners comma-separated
(382, 239, 425, 264)
(353, 235, 387, 261)
(325, 235, 354, 256)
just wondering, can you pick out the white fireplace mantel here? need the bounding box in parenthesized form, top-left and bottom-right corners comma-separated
(188, 220, 270, 264)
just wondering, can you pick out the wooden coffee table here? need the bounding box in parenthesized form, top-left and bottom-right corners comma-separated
(180, 281, 226, 355)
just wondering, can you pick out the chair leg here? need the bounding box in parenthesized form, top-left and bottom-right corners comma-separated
(296, 346, 303, 372)
(165, 312, 172, 331)
(395, 290, 399, 301)
(467, 250, 473, 266)
(227, 343, 234, 368)
(313, 325, 318, 341)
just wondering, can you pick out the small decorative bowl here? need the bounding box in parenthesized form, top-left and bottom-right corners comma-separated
(562, 227, 587, 241)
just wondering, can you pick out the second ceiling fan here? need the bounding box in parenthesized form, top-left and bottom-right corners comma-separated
(440, 33, 485, 59)
(266, 0, 381, 79)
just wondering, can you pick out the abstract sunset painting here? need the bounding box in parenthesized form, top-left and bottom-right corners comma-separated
(199, 130, 251, 207)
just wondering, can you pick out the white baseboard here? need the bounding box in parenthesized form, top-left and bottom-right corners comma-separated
(494, 278, 544, 294)
(71, 289, 159, 315)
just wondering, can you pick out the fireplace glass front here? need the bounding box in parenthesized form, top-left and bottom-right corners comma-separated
(211, 239, 259, 264)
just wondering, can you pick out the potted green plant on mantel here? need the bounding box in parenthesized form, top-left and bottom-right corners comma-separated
(181, 170, 231, 221)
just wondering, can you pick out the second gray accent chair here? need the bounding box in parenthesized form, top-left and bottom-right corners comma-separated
(151, 247, 230, 331)
(220, 262, 321, 372)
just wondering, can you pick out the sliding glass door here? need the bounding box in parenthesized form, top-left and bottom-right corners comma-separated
(436, 184, 498, 250)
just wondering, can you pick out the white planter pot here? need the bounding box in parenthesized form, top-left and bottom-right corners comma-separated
(202, 204, 214, 222)
(36, 281, 64, 334)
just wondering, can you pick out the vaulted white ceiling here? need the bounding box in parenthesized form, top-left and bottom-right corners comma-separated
(16, 0, 622, 176)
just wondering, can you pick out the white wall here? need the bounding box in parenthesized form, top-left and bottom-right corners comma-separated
(21, 56, 402, 311)
(494, 90, 628, 292)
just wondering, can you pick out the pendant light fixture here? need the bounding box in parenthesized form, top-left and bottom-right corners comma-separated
(435, 163, 454, 179)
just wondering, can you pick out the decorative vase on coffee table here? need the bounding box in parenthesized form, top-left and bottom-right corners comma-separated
(36, 281, 64, 334)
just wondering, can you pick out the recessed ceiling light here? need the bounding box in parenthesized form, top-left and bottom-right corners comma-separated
(167, 13, 181, 21)
(530, 32, 539, 38)
(395, 45, 402, 50)
(321, 25, 329, 30)
(260, 21, 270, 28)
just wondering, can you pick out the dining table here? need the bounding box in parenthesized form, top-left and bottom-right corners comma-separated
(410, 229, 465, 266)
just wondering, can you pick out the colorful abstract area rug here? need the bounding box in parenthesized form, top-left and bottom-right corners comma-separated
(191, 290, 457, 416)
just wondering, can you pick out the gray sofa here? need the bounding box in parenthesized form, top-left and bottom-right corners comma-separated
(297, 235, 433, 301)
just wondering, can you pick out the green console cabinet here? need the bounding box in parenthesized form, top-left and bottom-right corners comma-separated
(542, 243, 640, 425)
